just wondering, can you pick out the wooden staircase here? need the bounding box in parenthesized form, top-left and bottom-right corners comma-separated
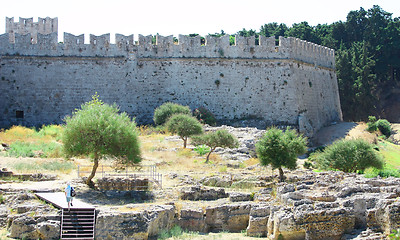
(61, 208, 96, 240)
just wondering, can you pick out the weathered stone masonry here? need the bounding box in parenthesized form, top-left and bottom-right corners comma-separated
(0, 17, 342, 136)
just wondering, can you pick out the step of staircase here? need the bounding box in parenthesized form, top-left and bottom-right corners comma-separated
(61, 208, 96, 240)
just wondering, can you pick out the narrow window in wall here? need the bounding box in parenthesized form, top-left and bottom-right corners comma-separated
(16, 111, 24, 119)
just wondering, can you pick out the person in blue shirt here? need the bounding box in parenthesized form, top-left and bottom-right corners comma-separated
(64, 182, 74, 211)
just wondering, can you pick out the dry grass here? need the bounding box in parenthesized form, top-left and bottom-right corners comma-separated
(0, 125, 258, 188)
(0, 126, 47, 144)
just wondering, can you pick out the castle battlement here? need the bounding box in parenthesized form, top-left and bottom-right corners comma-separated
(0, 17, 342, 137)
(6, 17, 58, 44)
(0, 32, 335, 69)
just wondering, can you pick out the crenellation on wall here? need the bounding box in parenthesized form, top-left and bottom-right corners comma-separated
(258, 35, 275, 48)
(6, 17, 58, 44)
(36, 32, 58, 50)
(116, 34, 134, 49)
(178, 34, 203, 57)
(1, 17, 342, 135)
(63, 32, 84, 49)
(204, 35, 230, 58)
(37, 17, 58, 36)
(138, 34, 153, 46)
(0, 32, 335, 68)
(90, 34, 110, 48)
(14, 33, 33, 48)
(235, 35, 256, 47)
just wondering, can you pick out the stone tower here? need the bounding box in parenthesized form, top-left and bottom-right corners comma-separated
(6, 17, 58, 43)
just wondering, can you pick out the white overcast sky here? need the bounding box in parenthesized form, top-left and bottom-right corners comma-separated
(1, 0, 399, 43)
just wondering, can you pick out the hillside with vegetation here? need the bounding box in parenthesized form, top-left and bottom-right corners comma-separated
(208, 5, 400, 122)
(1, 5, 400, 240)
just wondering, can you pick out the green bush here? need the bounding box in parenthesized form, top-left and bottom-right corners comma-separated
(38, 125, 64, 141)
(7, 141, 63, 158)
(193, 107, 217, 126)
(389, 228, 400, 240)
(376, 119, 391, 137)
(165, 114, 203, 148)
(364, 167, 400, 178)
(367, 116, 391, 137)
(158, 225, 185, 240)
(367, 116, 378, 132)
(255, 127, 307, 182)
(153, 102, 191, 126)
(63, 94, 141, 186)
(315, 139, 384, 173)
(303, 160, 314, 169)
(193, 144, 211, 156)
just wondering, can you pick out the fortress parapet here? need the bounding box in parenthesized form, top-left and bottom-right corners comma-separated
(0, 17, 342, 137)
(6, 17, 58, 44)
(0, 32, 335, 68)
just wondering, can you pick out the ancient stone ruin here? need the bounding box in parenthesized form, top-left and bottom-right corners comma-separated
(0, 17, 342, 136)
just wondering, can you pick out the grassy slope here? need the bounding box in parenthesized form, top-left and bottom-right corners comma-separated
(379, 141, 400, 169)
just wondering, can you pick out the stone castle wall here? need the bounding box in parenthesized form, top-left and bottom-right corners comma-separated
(0, 17, 342, 136)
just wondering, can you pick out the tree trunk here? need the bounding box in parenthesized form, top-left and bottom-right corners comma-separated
(86, 152, 99, 188)
(278, 167, 285, 182)
(183, 137, 187, 148)
(205, 149, 214, 163)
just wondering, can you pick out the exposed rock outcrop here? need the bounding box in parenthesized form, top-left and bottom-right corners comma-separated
(95, 205, 175, 240)
(179, 186, 229, 201)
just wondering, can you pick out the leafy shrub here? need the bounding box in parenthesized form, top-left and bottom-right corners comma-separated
(376, 119, 392, 137)
(367, 116, 392, 137)
(0, 194, 5, 204)
(367, 116, 378, 132)
(153, 102, 191, 126)
(63, 94, 141, 186)
(165, 114, 203, 148)
(12, 160, 75, 173)
(7, 141, 63, 158)
(38, 125, 64, 140)
(303, 160, 314, 169)
(256, 127, 307, 182)
(158, 225, 185, 240)
(390, 228, 400, 240)
(315, 139, 384, 173)
(193, 107, 217, 126)
(191, 129, 239, 163)
(193, 144, 211, 156)
(364, 167, 400, 178)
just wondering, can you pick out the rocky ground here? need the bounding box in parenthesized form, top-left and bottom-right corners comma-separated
(0, 122, 399, 239)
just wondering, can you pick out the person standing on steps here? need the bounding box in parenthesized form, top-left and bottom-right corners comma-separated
(65, 182, 74, 211)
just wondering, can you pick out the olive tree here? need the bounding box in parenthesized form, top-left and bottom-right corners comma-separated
(153, 102, 191, 126)
(315, 139, 383, 173)
(256, 127, 307, 182)
(165, 114, 203, 148)
(192, 129, 239, 163)
(62, 94, 141, 187)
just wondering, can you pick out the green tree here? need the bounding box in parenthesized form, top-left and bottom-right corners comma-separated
(165, 114, 203, 148)
(315, 139, 383, 173)
(191, 129, 239, 163)
(286, 21, 319, 43)
(255, 127, 307, 182)
(153, 102, 191, 126)
(63, 94, 141, 187)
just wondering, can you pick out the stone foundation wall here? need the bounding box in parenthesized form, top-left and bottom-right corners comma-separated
(96, 177, 149, 191)
(0, 22, 342, 136)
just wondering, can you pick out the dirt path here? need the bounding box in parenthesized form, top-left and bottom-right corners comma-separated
(311, 122, 378, 146)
